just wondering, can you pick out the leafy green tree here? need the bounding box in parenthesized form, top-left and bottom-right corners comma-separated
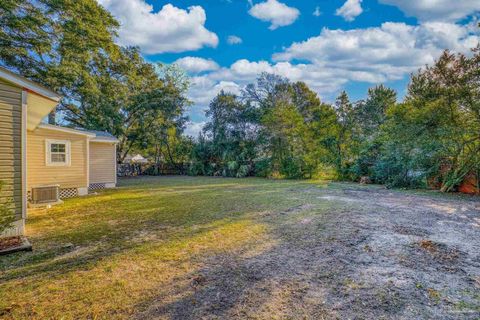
(352, 85, 397, 179)
(189, 133, 215, 176)
(126, 64, 190, 164)
(195, 75, 340, 179)
(1, 1, 191, 163)
(117, 79, 189, 162)
(306, 101, 339, 178)
(0, 0, 119, 122)
(261, 81, 338, 178)
(333, 91, 357, 179)
(261, 100, 305, 178)
(364, 48, 480, 190)
(199, 91, 258, 177)
(373, 102, 432, 187)
(356, 85, 397, 137)
(394, 49, 480, 191)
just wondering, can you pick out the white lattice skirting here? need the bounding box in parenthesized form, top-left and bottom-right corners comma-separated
(89, 183, 106, 191)
(59, 188, 78, 199)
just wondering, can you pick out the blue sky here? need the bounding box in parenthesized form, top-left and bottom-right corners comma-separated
(97, 0, 480, 135)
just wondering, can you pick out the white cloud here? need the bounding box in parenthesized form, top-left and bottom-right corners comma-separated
(336, 0, 363, 22)
(97, 0, 218, 54)
(187, 60, 349, 109)
(227, 35, 243, 45)
(185, 121, 206, 137)
(189, 77, 242, 106)
(248, 0, 300, 30)
(379, 0, 480, 22)
(184, 21, 479, 123)
(313, 6, 321, 17)
(174, 57, 220, 73)
(273, 22, 479, 81)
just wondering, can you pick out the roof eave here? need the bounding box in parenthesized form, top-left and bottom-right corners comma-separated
(0, 67, 62, 102)
(91, 138, 119, 143)
(37, 123, 97, 137)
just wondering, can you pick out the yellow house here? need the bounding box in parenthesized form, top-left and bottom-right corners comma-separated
(27, 124, 118, 200)
(0, 67, 118, 237)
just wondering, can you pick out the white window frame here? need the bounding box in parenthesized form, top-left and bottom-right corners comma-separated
(46, 139, 71, 166)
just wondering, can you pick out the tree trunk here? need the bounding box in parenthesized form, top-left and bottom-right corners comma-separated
(165, 139, 175, 165)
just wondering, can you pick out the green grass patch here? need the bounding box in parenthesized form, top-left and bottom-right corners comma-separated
(0, 176, 319, 319)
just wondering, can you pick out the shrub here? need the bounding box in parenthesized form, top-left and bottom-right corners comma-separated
(254, 158, 272, 178)
(280, 156, 304, 179)
(225, 160, 239, 177)
(0, 181, 15, 235)
(236, 165, 250, 178)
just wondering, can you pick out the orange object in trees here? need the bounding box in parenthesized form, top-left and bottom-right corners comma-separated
(458, 172, 479, 195)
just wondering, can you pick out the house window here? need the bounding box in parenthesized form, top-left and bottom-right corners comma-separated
(46, 140, 71, 166)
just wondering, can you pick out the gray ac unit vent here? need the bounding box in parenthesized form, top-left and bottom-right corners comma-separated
(31, 185, 60, 204)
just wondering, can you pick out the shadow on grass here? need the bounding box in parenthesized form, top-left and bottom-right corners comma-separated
(2, 176, 478, 319)
(0, 177, 311, 284)
(131, 206, 338, 319)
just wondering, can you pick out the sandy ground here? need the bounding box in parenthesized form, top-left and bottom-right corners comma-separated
(137, 184, 480, 320)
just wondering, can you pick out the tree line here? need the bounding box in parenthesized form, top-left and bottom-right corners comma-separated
(190, 48, 480, 192)
(1, 1, 479, 192)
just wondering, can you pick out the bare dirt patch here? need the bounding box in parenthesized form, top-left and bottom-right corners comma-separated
(416, 239, 463, 263)
(280, 204, 314, 215)
(393, 225, 431, 237)
(136, 183, 480, 319)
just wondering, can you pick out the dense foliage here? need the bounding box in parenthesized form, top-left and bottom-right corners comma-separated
(190, 48, 480, 192)
(189, 74, 339, 179)
(0, 0, 190, 162)
(379, 49, 480, 190)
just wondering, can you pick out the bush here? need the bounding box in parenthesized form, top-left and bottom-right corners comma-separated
(280, 156, 304, 179)
(0, 181, 15, 235)
(224, 160, 239, 177)
(372, 153, 426, 189)
(254, 158, 272, 178)
(188, 161, 206, 176)
(236, 165, 250, 178)
(312, 164, 337, 180)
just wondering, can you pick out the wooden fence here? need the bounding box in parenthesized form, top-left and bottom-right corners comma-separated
(117, 163, 187, 177)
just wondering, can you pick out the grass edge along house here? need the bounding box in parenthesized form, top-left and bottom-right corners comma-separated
(0, 67, 118, 237)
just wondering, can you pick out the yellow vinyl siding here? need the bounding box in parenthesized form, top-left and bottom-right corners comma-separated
(89, 142, 116, 184)
(0, 79, 22, 217)
(27, 128, 88, 190)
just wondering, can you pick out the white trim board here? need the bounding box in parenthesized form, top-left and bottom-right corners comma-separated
(86, 137, 90, 189)
(114, 144, 118, 185)
(37, 124, 96, 137)
(45, 139, 71, 167)
(21, 90, 27, 221)
(0, 67, 61, 102)
(91, 138, 119, 144)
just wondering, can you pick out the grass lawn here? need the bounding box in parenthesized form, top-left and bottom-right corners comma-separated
(0, 176, 479, 319)
(0, 177, 317, 319)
